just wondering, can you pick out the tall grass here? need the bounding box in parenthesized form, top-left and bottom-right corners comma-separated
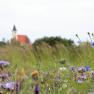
(0, 42, 94, 93)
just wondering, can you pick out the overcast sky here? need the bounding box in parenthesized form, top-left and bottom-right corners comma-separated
(0, 0, 94, 43)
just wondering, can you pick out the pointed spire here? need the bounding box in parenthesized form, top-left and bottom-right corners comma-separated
(12, 25, 17, 31)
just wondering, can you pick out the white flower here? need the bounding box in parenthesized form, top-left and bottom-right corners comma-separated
(59, 67, 67, 71)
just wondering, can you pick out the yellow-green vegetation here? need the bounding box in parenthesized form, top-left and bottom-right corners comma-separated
(0, 37, 94, 94)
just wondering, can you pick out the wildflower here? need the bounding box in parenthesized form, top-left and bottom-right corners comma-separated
(77, 66, 85, 73)
(81, 73, 87, 80)
(15, 81, 21, 94)
(0, 60, 10, 71)
(2, 82, 15, 91)
(0, 72, 10, 81)
(31, 70, 39, 80)
(32, 70, 39, 76)
(69, 66, 76, 72)
(59, 67, 67, 71)
(85, 66, 89, 71)
(34, 84, 40, 94)
(91, 42, 94, 46)
(0, 60, 10, 67)
(77, 78, 84, 84)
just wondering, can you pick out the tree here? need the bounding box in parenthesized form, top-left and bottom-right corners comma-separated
(0, 41, 6, 47)
(33, 36, 74, 47)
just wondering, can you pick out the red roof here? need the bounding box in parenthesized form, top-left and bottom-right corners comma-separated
(16, 35, 30, 45)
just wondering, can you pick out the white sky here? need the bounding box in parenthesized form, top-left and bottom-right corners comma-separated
(0, 0, 94, 43)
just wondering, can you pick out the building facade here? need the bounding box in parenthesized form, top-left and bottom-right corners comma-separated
(12, 25, 30, 45)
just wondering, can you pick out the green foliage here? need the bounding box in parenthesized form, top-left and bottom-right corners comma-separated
(0, 41, 6, 46)
(33, 36, 74, 47)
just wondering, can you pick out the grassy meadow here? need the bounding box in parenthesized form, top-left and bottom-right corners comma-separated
(0, 40, 94, 94)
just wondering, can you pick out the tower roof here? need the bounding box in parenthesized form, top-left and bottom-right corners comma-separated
(12, 25, 17, 31)
(16, 35, 30, 44)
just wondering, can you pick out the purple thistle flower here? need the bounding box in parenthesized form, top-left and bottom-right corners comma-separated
(69, 66, 76, 72)
(0, 60, 10, 67)
(34, 84, 40, 94)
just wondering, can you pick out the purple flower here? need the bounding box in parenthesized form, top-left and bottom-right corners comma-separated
(92, 42, 94, 46)
(0, 60, 10, 67)
(34, 84, 40, 94)
(69, 66, 76, 72)
(85, 66, 89, 71)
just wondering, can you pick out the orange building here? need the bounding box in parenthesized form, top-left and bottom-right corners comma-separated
(12, 25, 30, 45)
(16, 35, 30, 45)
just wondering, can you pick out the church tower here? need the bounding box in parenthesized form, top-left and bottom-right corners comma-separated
(12, 25, 17, 39)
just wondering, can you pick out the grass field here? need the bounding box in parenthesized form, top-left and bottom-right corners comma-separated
(0, 42, 94, 94)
